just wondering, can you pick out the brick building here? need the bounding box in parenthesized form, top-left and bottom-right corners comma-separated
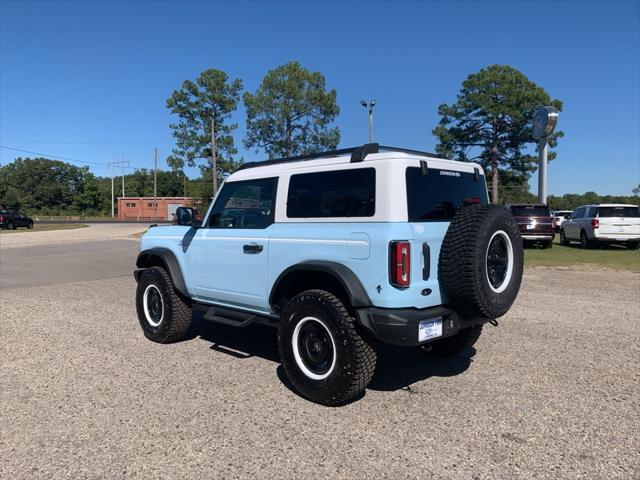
(117, 197, 198, 221)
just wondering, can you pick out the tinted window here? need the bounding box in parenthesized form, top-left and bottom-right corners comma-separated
(406, 167, 488, 222)
(587, 206, 598, 217)
(207, 177, 277, 229)
(597, 206, 640, 218)
(287, 168, 375, 218)
(573, 208, 584, 219)
(509, 205, 551, 217)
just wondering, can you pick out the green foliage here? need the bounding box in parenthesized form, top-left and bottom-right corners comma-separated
(633, 184, 640, 196)
(167, 69, 244, 177)
(243, 61, 340, 158)
(433, 65, 563, 201)
(547, 192, 640, 210)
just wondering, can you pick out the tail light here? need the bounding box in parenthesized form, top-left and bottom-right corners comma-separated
(591, 218, 599, 229)
(0, 215, 3, 222)
(389, 241, 411, 288)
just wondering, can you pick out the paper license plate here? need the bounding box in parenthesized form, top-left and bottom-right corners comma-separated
(419, 318, 443, 342)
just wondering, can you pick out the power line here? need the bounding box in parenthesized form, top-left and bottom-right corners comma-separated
(0, 145, 110, 167)
(1, 138, 172, 145)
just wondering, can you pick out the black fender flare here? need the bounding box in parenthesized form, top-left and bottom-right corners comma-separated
(269, 261, 372, 310)
(135, 248, 188, 297)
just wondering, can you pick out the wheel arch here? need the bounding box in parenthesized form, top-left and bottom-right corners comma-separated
(136, 248, 188, 297)
(269, 261, 371, 313)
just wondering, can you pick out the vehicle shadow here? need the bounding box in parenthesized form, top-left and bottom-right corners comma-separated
(190, 313, 474, 399)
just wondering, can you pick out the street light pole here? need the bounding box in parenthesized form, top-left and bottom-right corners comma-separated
(538, 138, 548, 204)
(531, 106, 559, 205)
(360, 99, 376, 143)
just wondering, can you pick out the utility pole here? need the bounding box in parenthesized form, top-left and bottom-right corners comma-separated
(108, 159, 129, 218)
(360, 99, 376, 143)
(153, 148, 158, 222)
(120, 159, 130, 197)
(211, 116, 218, 195)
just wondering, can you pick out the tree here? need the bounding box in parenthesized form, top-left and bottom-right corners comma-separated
(633, 184, 640, 196)
(166, 69, 243, 190)
(243, 61, 340, 158)
(433, 65, 563, 203)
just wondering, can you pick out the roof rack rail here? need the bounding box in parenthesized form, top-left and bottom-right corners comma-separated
(238, 143, 449, 170)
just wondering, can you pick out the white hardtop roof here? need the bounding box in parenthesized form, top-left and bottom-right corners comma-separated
(229, 151, 483, 182)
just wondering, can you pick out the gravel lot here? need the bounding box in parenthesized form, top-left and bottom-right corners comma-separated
(1, 235, 639, 479)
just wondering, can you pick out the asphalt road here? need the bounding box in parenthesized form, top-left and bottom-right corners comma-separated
(1, 234, 639, 479)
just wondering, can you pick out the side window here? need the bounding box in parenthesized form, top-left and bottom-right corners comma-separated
(207, 177, 277, 229)
(573, 208, 583, 219)
(287, 168, 376, 218)
(588, 207, 598, 217)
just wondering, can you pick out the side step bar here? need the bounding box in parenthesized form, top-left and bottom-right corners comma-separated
(194, 303, 278, 328)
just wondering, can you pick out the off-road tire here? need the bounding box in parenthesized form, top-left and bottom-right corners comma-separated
(559, 229, 569, 246)
(135, 266, 192, 343)
(626, 241, 640, 250)
(421, 325, 483, 357)
(279, 289, 376, 406)
(439, 204, 524, 319)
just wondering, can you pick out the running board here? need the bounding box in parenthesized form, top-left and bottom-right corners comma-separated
(196, 303, 278, 328)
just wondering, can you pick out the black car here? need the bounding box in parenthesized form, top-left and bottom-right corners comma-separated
(0, 210, 34, 230)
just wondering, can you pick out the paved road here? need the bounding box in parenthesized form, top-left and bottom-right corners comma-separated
(1, 238, 639, 479)
(0, 239, 138, 289)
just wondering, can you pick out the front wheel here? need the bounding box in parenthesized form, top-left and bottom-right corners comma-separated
(135, 266, 193, 343)
(278, 290, 376, 406)
(27, 221, 34, 229)
(560, 229, 569, 246)
(627, 241, 640, 250)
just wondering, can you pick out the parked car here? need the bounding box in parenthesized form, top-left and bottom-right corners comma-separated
(133, 143, 524, 405)
(552, 210, 573, 232)
(0, 210, 34, 230)
(560, 204, 640, 249)
(506, 204, 555, 248)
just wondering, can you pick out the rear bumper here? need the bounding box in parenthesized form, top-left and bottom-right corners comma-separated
(522, 234, 554, 241)
(592, 235, 640, 242)
(355, 305, 491, 347)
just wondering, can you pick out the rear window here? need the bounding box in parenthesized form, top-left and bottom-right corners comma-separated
(287, 168, 376, 218)
(510, 205, 550, 217)
(405, 167, 488, 222)
(597, 206, 640, 218)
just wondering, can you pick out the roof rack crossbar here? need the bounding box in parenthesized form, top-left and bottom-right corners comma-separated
(238, 143, 449, 170)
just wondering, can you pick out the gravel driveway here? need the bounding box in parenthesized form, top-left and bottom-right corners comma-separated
(1, 251, 638, 478)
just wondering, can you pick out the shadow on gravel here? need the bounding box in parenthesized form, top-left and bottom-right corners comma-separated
(190, 311, 474, 401)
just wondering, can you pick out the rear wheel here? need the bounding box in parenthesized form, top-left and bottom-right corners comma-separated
(135, 266, 192, 343)
(626, 241, 640, 250)
(420, 325, 483, 357)
(279, 289, 376, 406)
(27, 221, 34, 229)
(580, 230, 591, 249)
(541, 240, 553, 249)
(6, 222, 15, 230)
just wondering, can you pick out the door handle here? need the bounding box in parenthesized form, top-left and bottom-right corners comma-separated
(243, 243, 263, 254)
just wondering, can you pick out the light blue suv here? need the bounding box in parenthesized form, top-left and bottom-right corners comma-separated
(134, 144, 524, 405)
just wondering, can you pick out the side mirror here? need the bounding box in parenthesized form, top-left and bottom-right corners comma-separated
(175, 207, 198, 227)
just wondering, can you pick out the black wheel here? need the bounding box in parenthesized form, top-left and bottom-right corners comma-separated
(541, 240, 553, 249)
(440, 205, 524, 319)
(559, 229, 569, 246)
(135, 266, 192, 343)
(626, 241, 640, 250)
(420, 325, 483, 357)
(278, 289, 376, 406)
(6, 222, 15, 230)
(580, 230, 591, 249)
(27, 221, 34, 229)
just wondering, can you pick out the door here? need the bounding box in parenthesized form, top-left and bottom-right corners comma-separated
(186, 177, 278, 313)
(567, 207, 583, 239)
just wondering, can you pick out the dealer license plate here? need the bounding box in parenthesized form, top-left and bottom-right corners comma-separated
(419, 318, 443, 342)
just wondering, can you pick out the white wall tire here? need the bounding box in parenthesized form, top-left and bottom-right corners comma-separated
(485, 230, 514, 294)
(291, 316, 337, 380)
(142, 284, 165, 327)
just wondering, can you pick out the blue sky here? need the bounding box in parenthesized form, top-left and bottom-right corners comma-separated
(1, 0, 638, 195)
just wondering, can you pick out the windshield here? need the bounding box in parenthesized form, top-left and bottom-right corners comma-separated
(510, 206, 550, 217)
(597, 206, 640, 218)
(405, 167, 488, 222)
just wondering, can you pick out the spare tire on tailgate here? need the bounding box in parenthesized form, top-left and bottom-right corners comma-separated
(439, 204, 523, 319)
